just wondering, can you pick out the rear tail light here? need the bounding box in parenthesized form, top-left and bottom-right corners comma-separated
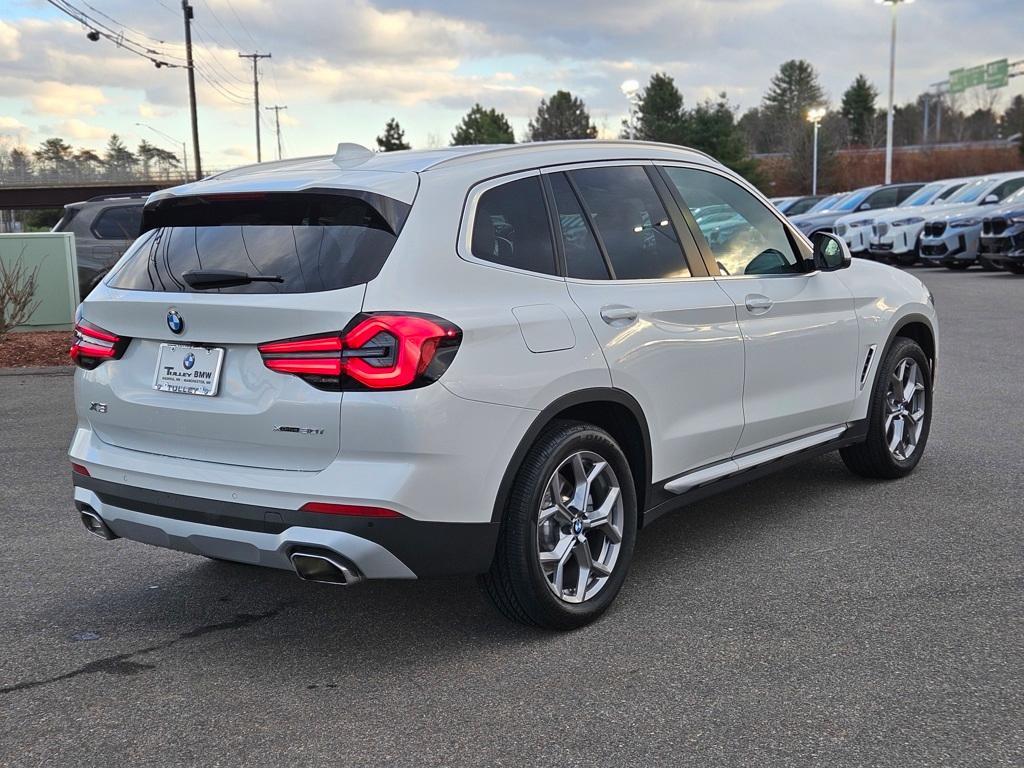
(258, 313, 461, 391)
(70, 320, 131, 370)
(71, 462, 90, 476)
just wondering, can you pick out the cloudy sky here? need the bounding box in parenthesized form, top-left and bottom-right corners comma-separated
(0, 0, 1021, 169)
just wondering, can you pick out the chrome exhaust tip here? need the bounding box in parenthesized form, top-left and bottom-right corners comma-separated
(79, 508, 118, 540)
(290, 551, 363, 586)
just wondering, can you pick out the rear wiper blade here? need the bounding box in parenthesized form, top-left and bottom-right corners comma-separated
(181, 269, 285, 289)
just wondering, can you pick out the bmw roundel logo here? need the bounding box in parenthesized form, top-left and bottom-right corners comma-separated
(167, 309, 184, 335)
(183, 352, 195, 370)
(572, 519, 584, 535)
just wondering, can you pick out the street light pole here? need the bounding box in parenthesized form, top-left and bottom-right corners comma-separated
(807, 107, 826, 195)
(878, 0, 914, 185)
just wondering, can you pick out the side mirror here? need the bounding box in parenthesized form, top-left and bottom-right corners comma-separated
(811, 231, 852, 271)
(858, 202, 872, 211)
(981, 194, 999, 205)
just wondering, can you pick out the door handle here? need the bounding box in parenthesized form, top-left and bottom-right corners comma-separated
(744, 294, 773, 314)
(599, 305, 639, 326)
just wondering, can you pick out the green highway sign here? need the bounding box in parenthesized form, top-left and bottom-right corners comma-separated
(949, 59, 1010, 93)
(986, 58, 1009, 90)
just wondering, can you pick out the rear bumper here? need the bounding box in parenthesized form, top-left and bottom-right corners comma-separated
(73, 474, 498, 578)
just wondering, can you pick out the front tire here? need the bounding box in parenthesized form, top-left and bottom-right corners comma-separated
(841, 337, 932, 479)
(480, 421, 637, 630)
(895, 253, 918, 267)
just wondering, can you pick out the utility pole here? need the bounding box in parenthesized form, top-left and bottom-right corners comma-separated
(181, 1, 202, 180)
(264, 105, 287, 160)
(239, 52, 272, 162)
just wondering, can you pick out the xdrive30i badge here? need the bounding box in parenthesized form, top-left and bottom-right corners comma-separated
(274, 425, 326, 436)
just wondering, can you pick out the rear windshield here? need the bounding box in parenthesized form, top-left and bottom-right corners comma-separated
(108, 191, 410, 294)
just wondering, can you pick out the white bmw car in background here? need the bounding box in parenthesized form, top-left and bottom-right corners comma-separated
(853, 177, 970, 266)
(920, 173, 1024, 269)
(70, 140, 938, 629)
(834, 180, 963, 258)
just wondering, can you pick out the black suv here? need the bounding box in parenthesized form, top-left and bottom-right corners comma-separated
(53, 194, 146, 299)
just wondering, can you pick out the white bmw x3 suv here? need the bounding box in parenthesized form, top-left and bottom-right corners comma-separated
(70, 141, 938, 629)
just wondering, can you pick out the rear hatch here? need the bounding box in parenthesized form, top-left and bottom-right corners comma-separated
(76, 190, 410, 471)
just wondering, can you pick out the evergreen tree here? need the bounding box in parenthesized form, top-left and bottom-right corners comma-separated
(688, 94, 761, 184)
(376, 118, 411, 152)
(33, 137, 73, 173)
(762, 60, 826, 125)
(761, 60, 827, 190)
(73, 148, 104, 179)
(1001, 94, 1024, 159)
(633, 73, 688, 144)
(451, 104, 515, 145)
(840, 74, 878, 146)
(103, 134, 136, 176)
(9, 148, 31, 180)
(527, 90, 597, 141)
(137, 139, 158, 178)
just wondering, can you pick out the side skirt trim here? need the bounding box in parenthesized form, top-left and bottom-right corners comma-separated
(641, 420, 867, 527)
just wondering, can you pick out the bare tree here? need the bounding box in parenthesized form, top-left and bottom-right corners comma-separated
(0, 246, 42, 339)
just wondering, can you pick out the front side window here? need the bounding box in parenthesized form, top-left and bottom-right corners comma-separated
(990, 177, 1024, 201)
(567, 166, 690, 280)
(91, 206, 143, 240)
(662, 166, 801, 277)
(471, 176, 557, 275)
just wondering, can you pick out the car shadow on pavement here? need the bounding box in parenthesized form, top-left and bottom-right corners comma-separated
(12, 451, 880, 694)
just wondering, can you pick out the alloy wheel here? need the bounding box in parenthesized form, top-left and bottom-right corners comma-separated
(884, 357, 927, 461)
(536, 451, 624, 604)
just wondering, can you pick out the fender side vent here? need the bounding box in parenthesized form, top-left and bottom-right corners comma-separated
(859, 345, 877, 390)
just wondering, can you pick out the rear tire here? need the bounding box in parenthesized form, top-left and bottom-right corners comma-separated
(978, 256, 1001, 272)
(841, 337, 932, 479)
(480, 421, 637, 630)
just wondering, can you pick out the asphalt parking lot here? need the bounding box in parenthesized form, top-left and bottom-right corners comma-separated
(0, 267, 1021, 767)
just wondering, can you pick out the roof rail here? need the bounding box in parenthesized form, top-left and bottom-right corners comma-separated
(83, 192, 152, 203)
(422, 139, 717, 171)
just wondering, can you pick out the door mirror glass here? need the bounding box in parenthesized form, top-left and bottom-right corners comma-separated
(811, 231, 851, 271)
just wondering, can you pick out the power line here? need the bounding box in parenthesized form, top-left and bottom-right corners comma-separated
(224, 0, 259, 47)
(44, 0, 184, 68)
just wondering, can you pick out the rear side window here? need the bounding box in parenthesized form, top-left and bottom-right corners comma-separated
(108, 192, 408, 294)
(548, 173, 609, 280)
(91, 206, 143, 240)
(568, 166, 690, 280)
(786, 197, 820, 215)
(471, 176, 557, 275)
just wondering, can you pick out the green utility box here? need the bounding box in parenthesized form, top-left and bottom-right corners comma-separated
(0, 233, 79, 331)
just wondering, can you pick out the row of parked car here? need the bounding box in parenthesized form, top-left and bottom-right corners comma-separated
(770, 171, 1024, 274)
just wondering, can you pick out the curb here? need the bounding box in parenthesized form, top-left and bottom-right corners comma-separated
(0, 366, 74, 377)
